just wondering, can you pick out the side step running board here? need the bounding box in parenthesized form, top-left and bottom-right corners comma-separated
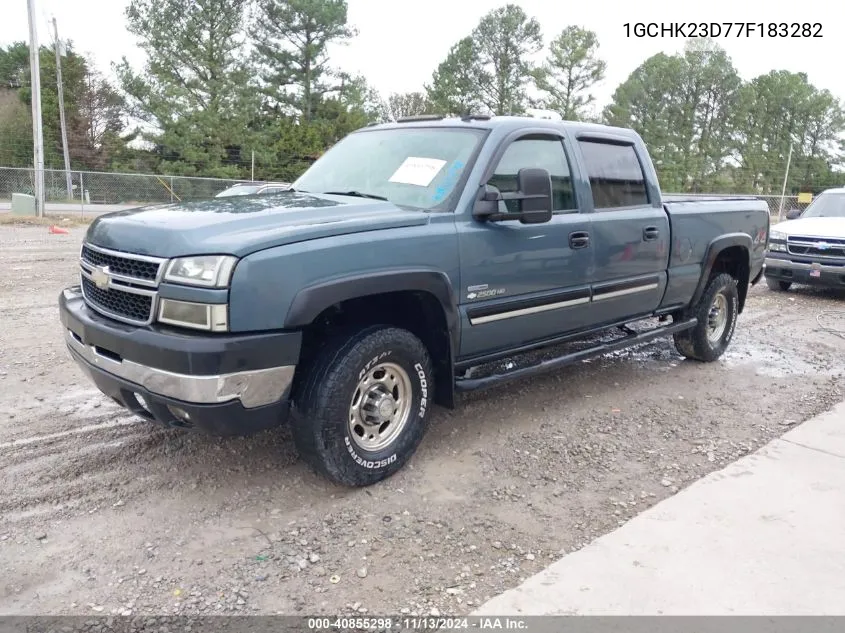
(454, 318, 698, 393)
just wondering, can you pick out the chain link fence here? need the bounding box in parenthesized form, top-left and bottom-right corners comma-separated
(754, 195, 811, 218)
(0, 165, 816, 217)
(0, 166, 249, 208)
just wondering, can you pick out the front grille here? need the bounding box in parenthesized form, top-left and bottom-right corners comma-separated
(79, 243, 166, 325)
(787, 236, 845, 258)
(81, 277, 154, 323)
(81, 244, 161, 281)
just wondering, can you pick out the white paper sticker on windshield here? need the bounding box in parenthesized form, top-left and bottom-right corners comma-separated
(388, 157, 447, 187)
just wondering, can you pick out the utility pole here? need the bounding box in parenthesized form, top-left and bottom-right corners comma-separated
(53, 17, 73, 201)
(777, 144, 794, 222)
(251, 150, 255, 182)
(27, 0, 46, 217)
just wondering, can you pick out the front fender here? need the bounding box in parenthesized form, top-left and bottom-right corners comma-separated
(284, 269, 461, 357)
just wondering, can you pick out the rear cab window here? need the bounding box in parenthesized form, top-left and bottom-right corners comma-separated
(577, 140, 649, 210)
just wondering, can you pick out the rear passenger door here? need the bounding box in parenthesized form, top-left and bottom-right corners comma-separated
(575, 138, 669, 323)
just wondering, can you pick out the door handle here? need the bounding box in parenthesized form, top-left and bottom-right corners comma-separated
(643, 226, 660, 241)
(569, 231, 590, 249)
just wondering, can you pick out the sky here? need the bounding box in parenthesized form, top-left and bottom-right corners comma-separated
(1, 0, 843, 112)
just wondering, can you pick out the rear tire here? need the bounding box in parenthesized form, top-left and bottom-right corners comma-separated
(674, 273, 739, 362)
(291, 325, 433, 487)
(766, 277, 792, 291)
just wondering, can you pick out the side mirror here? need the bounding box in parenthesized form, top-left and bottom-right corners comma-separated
(515, 168, 553, 224)
(786, 209, 802, 220)
(473, 168, 553, 224)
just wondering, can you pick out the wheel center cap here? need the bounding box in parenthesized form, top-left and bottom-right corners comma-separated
(377, 396, 395, 419)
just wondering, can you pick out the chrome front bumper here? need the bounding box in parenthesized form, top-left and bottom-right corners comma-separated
(66, 328, 295, 409)
(765, 257, 845, 274)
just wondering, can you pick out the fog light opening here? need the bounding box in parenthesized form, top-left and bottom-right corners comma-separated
(167, 405, 192, 425)
(134, 392, 151, 414)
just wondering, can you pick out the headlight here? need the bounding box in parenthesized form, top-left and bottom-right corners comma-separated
(164, 255, 237, 287)
(768, 230, 787, 252)
(158, 299, 228, 332)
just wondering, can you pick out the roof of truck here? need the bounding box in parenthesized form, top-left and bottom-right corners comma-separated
(365, 115, 640, 139)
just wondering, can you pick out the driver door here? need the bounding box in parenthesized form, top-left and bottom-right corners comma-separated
(457, 132, 595, 359)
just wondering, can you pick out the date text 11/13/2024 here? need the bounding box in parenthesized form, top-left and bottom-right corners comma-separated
(624, 22, 822, 38)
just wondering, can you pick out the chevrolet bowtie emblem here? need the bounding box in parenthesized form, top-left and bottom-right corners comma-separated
(91, 265, 111, 290)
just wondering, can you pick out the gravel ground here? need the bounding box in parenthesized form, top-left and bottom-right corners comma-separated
(1, 225, 844, 616)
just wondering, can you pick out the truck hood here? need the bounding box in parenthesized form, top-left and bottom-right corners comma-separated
(84, 192, 430, 258)
(772, 216, 845, 238)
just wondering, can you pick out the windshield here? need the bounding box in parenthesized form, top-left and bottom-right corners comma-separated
(216, 185, 262, 198)
(801, 192, 845, 218)
(293, 127, 485, 210)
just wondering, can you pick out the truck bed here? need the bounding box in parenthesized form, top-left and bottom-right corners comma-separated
(657, 195, 770, 313)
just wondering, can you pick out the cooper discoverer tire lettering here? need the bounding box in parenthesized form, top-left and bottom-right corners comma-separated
(291, 325, 434, 487)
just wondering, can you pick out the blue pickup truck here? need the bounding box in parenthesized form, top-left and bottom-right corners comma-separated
(59, 115, 770, 486)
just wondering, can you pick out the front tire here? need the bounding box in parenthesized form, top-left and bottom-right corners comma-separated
(674, 273, 739, 362)
(766, 277, 792, 291)
(291, 326, 434, 487)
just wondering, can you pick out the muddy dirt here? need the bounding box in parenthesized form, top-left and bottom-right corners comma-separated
(1, 225, 844, 616)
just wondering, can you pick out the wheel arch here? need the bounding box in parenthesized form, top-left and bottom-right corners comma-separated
(691, 234, 752, 313)
(285, 270, 460, 408)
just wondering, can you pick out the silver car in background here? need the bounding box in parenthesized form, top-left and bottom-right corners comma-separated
(215, 182, 291, 198)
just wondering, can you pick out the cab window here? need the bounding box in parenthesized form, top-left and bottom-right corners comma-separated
(487, 136, 576, 213)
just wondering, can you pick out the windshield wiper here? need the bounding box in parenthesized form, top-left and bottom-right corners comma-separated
(320, 190, 389, 201)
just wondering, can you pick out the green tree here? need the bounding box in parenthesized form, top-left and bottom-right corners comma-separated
(427, 5, 542, 117)
(252, 116, 327, 181)
(533, 26, 605, 121)
(0, 42, 128, 171)
(0, 42, 30, 88)
(605, 40, 741, 192)
(73, 68, 129, 170)
(250, 0, 355, 122)
(425, 37, 483, 116)
(116, 0, 258, 177)
(314, 73, 387, 138)
(387, 91, 431, 119)
(471, 4, 543, 115)
(249, 73, 386, 181)
(0, 87, 31, 167)
(676, 40, 742, 191)
(733, 71, 844, 193)
(0, 43, 33, 167)
(604, 52, 687, 190)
